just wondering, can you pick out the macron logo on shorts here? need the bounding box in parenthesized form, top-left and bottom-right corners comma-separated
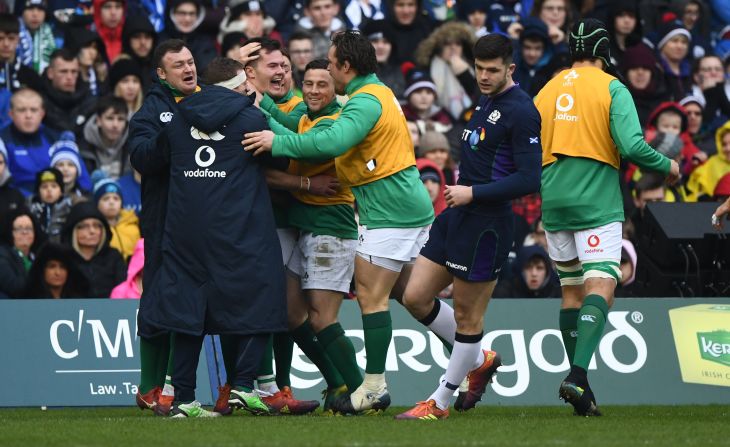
(446, 261, 468, 272)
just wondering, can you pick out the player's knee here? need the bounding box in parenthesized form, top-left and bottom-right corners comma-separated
(402, 288, 431, 318)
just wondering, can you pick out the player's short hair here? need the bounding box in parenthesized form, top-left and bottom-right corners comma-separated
(153, 39, 187, 70)
(95, 95, 128, 118)
(635, 172, 665, 196)
(331, 30, 377, 75)
(473, 34, 513, 65)
(245, 37, 283, 67)
(0, 13, 19, 35)
(304, 59, 329, 73)
(202, 57, 245, 84)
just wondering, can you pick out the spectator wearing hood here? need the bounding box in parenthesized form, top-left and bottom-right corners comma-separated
(614, 239, 637, 298)
(680, 95, 716, 154)
(644, 101, 703, 176)
(17, 0, 57, 75)
(110, 238, 144, 298)
(109, 57, 144, 115)
(687, 120, 730, 201)
(41, 49, 97, 135)
(80, 96, 130, 179)
(656, 19, 693, 100)
(93, 172, 139, 261)
(218, 0, 281, 46)
(416, 157, 446, 216)
(0, 207, 44, 298)
(0, 139, 25, 215)
(61, 200, 126, 298)
(161, 0, 216, 71)
(620, 43, 670, 127)
(121, 14, 156, 92)
(28, 167, 72, 242)
(402, 69, 453, 134)
(294, 0, 345, 59)
(386, 0, 433, 66)
(714, 172, 730, 201)
(22, 241, 89, 298)
(0, 13, 43, 129)
(63, 28, 108, 97)
(606, 0, 643, 68)
(513, 16, 552, 95)
(458, 0, 489, 38)
(492, 245, 561, 298)
(415, 21, 477, 119)
(362, 20, 404, 99)
(92, 0, 125, 63)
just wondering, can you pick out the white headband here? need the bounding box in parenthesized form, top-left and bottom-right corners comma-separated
(215, 71, 247, 90)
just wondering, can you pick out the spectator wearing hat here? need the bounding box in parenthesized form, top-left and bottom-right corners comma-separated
(416, 157, 446, 215)
(606, 0, 643, 68)
(41, 49, 97, 135)
(415, 21, 477, 119)
(0, 139, 25, 215)
(362, 20, 404, 99)
(620, 43, 670, 127)
(1, 88, 60, 196)
(687, 120, 730, 201)
(680, 95, 715, 155)
(116, 167, 140, 215)
(80, 96, 131, 179)
(0, 13, 43, 129)
(109, 57, 143, 115)
(0, 207, 44, 298)
(645, 101, 703, 176)
(295, 0, 345, 59)
(28, 167, 73, 242)
(121, 14, 156, 92)
(110, 238, 144, 298)
(656, 19, 693, 100)
(62, 200, 125, 298)
(417, 130, 456, 185)
(161, 0, 216, 71)
(402, 69, 452, 134)
(458, 0, 489, 38)
(92, 0, 125, 63)
(513, 17, 552, 95)
(92, 171, 139, 261)
(50, 133, 92, 201)
(492, 245, 561, 298)
(63, 28, 107, 97)
(22, 241, 89, 298)
(17, 0, 57, 75)
(218, 0, 280, 46)
(342, 0, 385, 30)
(385, 0, 433, 66)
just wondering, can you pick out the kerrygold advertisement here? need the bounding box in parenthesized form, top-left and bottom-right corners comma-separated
(669, 304, 730, 387)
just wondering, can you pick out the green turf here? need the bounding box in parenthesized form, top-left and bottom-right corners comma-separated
(1, 405, 728, 447)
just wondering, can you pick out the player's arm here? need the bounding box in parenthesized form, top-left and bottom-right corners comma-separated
(460, 105, 542, 205)
(609, 81, 673, 175)
(128, 100, 171, 175)
(260, 95, 308, 132)
(270, 94, 381, 159)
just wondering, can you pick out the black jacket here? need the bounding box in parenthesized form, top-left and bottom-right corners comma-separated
(0, 244, 27, 299)
(41, 76, 97, 135)
(61, 201, 126, 298)
(144, 86, 287, 336)
(493, 245, 561, 298)
(22, 242, 90, 298)
(0, 178, 25, 216)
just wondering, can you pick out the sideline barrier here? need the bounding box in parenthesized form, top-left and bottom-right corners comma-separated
(0, 299, 728, 407)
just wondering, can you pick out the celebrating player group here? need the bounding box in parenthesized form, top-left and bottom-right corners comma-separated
(131, 19, 677, 419)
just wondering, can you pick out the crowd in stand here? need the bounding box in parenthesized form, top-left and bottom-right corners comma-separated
(0, 0, 728, 300)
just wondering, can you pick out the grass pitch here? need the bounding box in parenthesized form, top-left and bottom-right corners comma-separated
(1, 405, 728, 447)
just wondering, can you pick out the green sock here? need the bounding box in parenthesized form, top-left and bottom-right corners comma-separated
(257, 335, 274, 377)
(362, 311, 392, 375)
(139, 334, 168, 394)
(274, 333, 294, 388)
(559, 308, 580, 364)
(290, 320, 345, 389)
(317, 323, 363, 391)
(573, 295, 609, 370)
(219, 335, 237, 384)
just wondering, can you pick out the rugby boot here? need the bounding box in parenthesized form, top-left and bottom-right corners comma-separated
(229, 387, 274, 415)
(154, 394, 174, 416)
(135, 386, 160, 411)
(169, 401, 221, 418)
(322, 385, 348, 416)
(332, 386, 391, 415)
(453, 377, 469, 411)
(214, 383, 233, 416)
(559, 380, 601, 417)
(394, 400, 449, 420)
(261, 386, 319, 415)
(457, 350, 501, 411)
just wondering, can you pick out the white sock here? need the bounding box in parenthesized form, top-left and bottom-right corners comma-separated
(429, 335, 482, 410)
(256, 376, 279, 394)
(423, 300, 456, 345)
(471, 349, 485, 370)
(162, 375, 174, 397)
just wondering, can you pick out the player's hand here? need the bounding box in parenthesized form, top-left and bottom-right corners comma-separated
(309, 175, 340, 196)
(242, 130, 274, 156)
(239, 42, 261, 65)
(444, 185, 473, 207)
(712, 197, 730, 230)
(666, 159, 681, 186)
